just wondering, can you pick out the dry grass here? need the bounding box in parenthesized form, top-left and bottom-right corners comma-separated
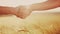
(0, 12, 60, 34)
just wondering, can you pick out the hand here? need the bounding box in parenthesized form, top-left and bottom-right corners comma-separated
(16, 5, 32, 19)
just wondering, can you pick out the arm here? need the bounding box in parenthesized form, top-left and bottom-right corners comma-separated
(15, 0, 60, 19)
(0, 6, 31, 19)
(16, 0, 60, 18)
(30, 0, 60, 11)
(0, 6, 17, 15)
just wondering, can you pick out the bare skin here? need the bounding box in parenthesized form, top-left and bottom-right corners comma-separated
(16, 0, 60, 18)
(0, 0, 60, 19)
(30, 0, 60, 11)
(0, 6, 17, 15)
(0, 6, 32, 19)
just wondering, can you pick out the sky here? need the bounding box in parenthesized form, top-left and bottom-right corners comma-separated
(0, 0, 60, 12)
(0, 0, 46, 7)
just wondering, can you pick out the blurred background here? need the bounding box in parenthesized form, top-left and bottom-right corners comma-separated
(0, 0, 60, 13)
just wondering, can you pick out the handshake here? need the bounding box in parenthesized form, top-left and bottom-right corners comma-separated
(0, 5, 33, 19)
(15, 5, 32, 19)
(0, 0, 60, 19)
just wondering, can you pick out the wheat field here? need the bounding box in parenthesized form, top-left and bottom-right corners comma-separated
(0, 12, 60, 34)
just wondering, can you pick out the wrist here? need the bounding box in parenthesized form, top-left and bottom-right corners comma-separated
(12, 8, 18, 16)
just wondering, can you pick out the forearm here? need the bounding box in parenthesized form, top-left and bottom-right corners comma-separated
(0, 6, 17, 15)
(0, 6, 31, 19)
(30, 1, 60, 11)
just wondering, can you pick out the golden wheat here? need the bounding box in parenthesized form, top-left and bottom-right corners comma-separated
(0, 12, 60, 34)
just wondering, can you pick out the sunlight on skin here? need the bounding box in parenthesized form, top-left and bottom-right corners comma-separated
(0, 0, 60, 34)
